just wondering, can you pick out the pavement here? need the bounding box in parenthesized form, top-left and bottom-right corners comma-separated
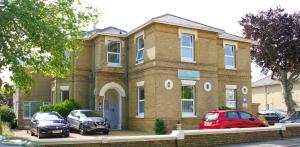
(223, 137, 300, 147)
(11, 129, 152, 140)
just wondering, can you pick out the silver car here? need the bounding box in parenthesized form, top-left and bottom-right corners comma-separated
(67, 110, 110, 135)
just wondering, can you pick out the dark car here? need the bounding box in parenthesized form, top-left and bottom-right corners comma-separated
(280, 111, 300, 123)
(199, 110, 267, 129)
(30, 112, 70, 138)
(258, 110, 286, 125)
(67, 110, 110, 135)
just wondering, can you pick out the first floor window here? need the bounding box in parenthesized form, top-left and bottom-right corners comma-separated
(226, 88, 236, 109)
(224, 44, 236, 69)
(23, 101, 49, 118)
(181, 33, 194, 62)
(137, 86, 144, 117)
(181, 85, 195, 117)
(107, 41, 121, 65)
(136, 35, 144, 63)
(61, 90, 69, 101)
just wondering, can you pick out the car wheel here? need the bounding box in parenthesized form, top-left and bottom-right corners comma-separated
(79, 124, 86, 135)
(65, 132, 70, 137)
(103, 130, 109, 135)
(30, 130, 34, 136)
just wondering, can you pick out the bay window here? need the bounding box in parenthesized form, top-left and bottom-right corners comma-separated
(107, 41, 121, 66)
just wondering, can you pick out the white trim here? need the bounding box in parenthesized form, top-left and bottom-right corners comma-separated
(226, 85, 237, 89)
(136, 81, 145, 87)
(107, 41, 121, 66)
(178, 28, 198, 40)
(180, 33, 195, 62)
(242, 86, 248, 94)
(99, 82, 126, 97)
(181, 80, 196, 86)
(60, 86, 69, 91)
(223, 40, 238, 51)
(105, 36, 122, 45)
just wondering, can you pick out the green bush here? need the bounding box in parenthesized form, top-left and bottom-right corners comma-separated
(40, 99, 81, 118)
(218, 106, 232, 110)
(0, 105, 16, 128)
(154, 119, 167, 135)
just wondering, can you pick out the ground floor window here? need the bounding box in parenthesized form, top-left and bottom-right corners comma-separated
(23, 101, 50, 119)
(61, 90, 69, 101)
(226, 88, 237, 109)
(137, 86, 144, 117)
(181, 85, 195, 117)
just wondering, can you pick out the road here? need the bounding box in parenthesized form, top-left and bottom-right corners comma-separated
(223, 137, 300, 147)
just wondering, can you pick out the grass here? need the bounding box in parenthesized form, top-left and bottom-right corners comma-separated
(0, 122, 12, 137)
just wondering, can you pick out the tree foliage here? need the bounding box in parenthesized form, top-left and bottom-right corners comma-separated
(240, 7, 300, 113)
(0, 0, 99, 92)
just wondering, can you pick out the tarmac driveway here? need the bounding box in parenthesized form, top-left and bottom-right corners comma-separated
(12, 129, 152, 140)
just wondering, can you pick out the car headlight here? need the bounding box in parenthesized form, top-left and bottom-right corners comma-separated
(83, 121, 94, 126)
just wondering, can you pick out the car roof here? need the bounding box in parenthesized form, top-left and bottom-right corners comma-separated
(207, 110, 245, 113)
(74, 109, 95, 112)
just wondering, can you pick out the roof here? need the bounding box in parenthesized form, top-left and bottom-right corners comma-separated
(85, 14, 252, 43)
(252, 75, 280, 87)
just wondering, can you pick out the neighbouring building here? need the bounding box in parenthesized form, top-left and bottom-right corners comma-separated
(13, 14, 253, 131)
(252, 75, 300, 112)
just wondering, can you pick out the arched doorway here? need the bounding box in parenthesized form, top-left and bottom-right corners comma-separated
(104, 89, 121, 130)
(99, 82, 125, 130)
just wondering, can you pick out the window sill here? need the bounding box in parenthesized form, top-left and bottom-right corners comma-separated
(182, 115, 197, 118)
(181, 60, 196, 64)
(135, 60, 144, 65)
(107, 64, 122, 68)
(136, 115, 144, 118)
(225, 67, 237, 70)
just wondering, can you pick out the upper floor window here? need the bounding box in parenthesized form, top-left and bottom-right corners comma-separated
(136, 36, 144, 64)
(107, 41, 121, 66)
(181, 33, 194, 62)
(224, 44, 236, 69)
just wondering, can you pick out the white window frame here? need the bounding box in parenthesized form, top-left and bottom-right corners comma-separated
(135, 35, 144, 64)
(107, 41, 121, 66)
(181, 80, 196, 118)
(180, 33, 195, 62)
(60, 86, 69, 102)
(136, 81, 144, 118)
(225, 85, 237, 109)
(223, 40, 238, 70)
(23, 101, 49, 119)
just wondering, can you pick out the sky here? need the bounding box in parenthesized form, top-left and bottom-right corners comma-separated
(86, 0, 299, 82)
(1, 0, 299, 84)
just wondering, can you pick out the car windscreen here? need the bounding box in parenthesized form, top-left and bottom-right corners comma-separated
(204, 113, 219, 121)
(36, 113, 63, 121)
(289, 111, 300, 120)
(80, 111, 101, 117)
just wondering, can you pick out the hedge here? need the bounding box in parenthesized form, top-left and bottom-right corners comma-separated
(40, 99, 81, 118)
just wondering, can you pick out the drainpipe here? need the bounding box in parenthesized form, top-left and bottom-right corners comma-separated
(124, 39, 129, 130)
(90, 40, 96, 109)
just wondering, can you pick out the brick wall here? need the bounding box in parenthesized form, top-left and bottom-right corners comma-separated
(33, 124, 300, 147)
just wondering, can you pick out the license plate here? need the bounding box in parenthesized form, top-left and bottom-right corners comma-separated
(97, 125, 105, 128)
(204, 122, 212, 126)
(52, 130, 62, 133)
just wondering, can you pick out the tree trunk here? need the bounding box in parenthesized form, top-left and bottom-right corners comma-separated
(280, 72, 297, 114)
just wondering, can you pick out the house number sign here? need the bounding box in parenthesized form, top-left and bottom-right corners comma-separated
(164, 80, 173, 90)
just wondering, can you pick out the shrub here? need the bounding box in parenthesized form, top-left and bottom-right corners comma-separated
(218, 106, 232, 110)
(154, 119, 167, 135)
(40, 99, 81, 118)
(0, 105, 16, 128)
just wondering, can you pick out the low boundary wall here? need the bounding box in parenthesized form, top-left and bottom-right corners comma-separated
(31, 123, 300, 147)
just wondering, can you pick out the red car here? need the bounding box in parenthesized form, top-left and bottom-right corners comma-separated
(199, 110, 268, 129)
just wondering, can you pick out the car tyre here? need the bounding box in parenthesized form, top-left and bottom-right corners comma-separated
(103, 130, 109, 135)
(37, 128, 42, 139)
(79, 124, 86, 135)
(65, 132, 70, 137)
(30, 130, 34, 136)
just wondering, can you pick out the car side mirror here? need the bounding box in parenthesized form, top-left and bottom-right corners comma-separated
(76, 115, 80, 119)
(249, 118, 255, 121)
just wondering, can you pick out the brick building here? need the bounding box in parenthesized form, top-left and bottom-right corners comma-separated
(13, 14, 253, 131)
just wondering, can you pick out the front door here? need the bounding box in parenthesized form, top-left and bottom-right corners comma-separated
(104, 89, 120, 129)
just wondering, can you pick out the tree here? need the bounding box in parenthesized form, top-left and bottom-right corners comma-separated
(0, 0, 99, 93)
(240, 8, 300, 113)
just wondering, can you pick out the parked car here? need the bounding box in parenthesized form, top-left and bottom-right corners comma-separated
(199, 110, 268, 129)
(258, 110, 286, 125)
(280, 111, 300, 123)
(30, 112, 70, 138)
(67, 110, 110, 135)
